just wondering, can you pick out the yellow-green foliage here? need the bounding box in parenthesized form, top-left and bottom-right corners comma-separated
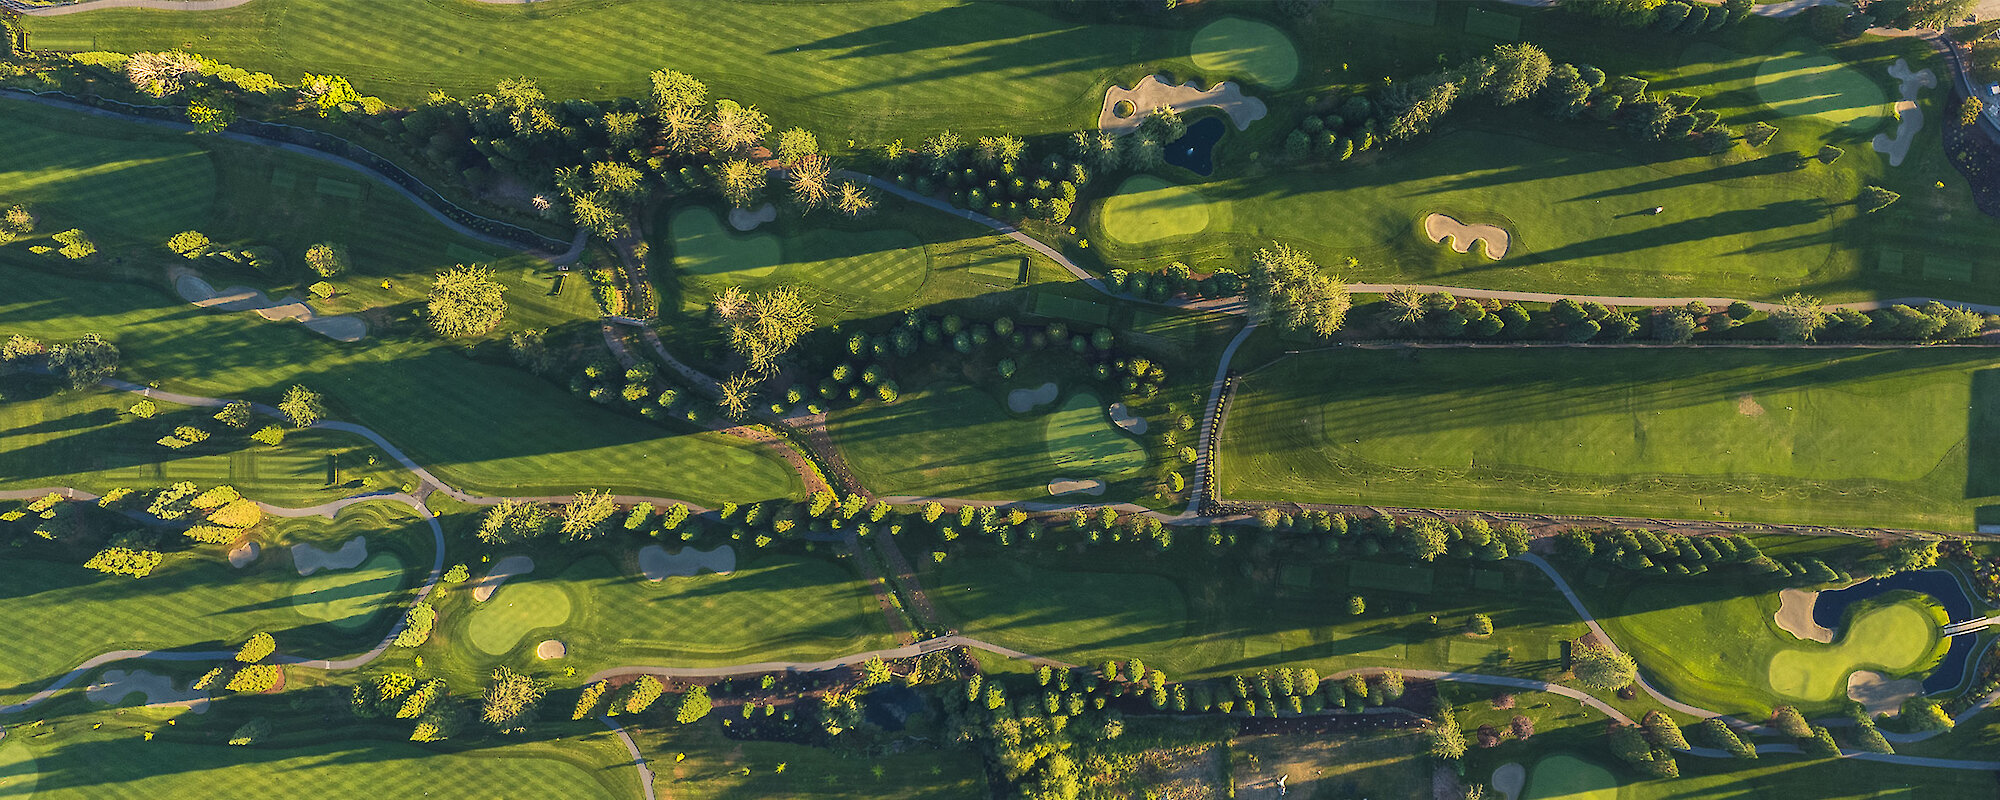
(191, 485, 240, 509)
(236, 631, 275, 662)
(398, 678, 447, 719)
(573, 681, 609, 720)
(225, 663, 280, 693)
(206, 498, 264, 528)
(193, 666, 229, 691)
(393, 602, 436, 647)
(183, 525, 240, 544)
(173, 426, 210, 444)
(84, 547, 163, 578)
(622, 675, 664, 715)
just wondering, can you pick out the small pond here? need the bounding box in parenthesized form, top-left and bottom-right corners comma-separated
(1813, 569, 1979, 693)
(861, 683, 925, 731)
(1163, 116, 1225, 177)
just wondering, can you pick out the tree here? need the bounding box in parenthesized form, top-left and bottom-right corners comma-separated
(1699, 718, 1756, 758)
(719, 372, 757, 419)
(125, 50, 202, 97)
(215, 400, 254, 429)
(304, 242, 348, 276)
(660, 105, 711, 155)
(1385, 75, 1460, 141)
(167, 230, 211, 258)
(47, 334, 118, 390)
(789, 154, 834, 207)
(427, 266, 509, 337)
(1904, 697, 1955, 731)
(1770, 705, 1812, 737)
(1770, 293, 1825, 342)
(573, 681, 610, 720)
(1427, 702, 1467, 759)
(622, 675, 665, 714)
(394, 602, 436, 647)
(1745, 121, 1779, 147)
(1245, 244, 1350, 337)
(226, 664, 281, 693)
(1655, 307, 1698, 343)
(1486, 43, 1553, 105)
(1816, 144, 1845, 164)
(716, 286, 815, 374)
(1642, 710, 1689, 750)
(482, 666, 546, 733)
(236, 632, 276, 663)
(1467, 613, 1494, 636)
(708, 99, 771, 151)
(1860, 185, 1901, 213)
(675, 685, 712, 724)
(975, 135, 1027, 171)
(228, 717, 273, 746)
(1510, 714, 1535, 740)
(1896, 0, 1978, 29)
(1402, 518, 1450, 561)
(835, 181, 876, 217)
(1963, 96, 1986, 127)
(279, 385, 324, 428)
(711, 158, 766, 209)
(1571, 641, 1637, 690)
(775, 127, 820, 163)
(1887, 538, 1940, 573)
(1346, 594, 1366, 615)
(649, 68, 707, 115)
(559, 489, 619, 540)
(85, 547, 163, 578)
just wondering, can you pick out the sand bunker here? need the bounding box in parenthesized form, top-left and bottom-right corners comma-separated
(1848, 670, 1923, 717)
(1736, 394, 1766, 417)
(1008, 382, 1059, 413)
(227, 540, 260, 569)
(1490, 762, 1526, 800)
(1048, 478, 1107, 497)
(1099, 74, 1267, 135)
(173, 270, 367, 342)
(1872, 58, 1936, 167)
(639, 544, 736, 580)
(473, 555, 536, 602)
(536, 639, 567, 660)
(1107, 402, 1149, 435)
(1423, 214, 1510, 260)
(86, 669, 210, 713)
(728, 203, 777, 231)
(1774, 588, 1834, 643)
(292, 535, 367, 576)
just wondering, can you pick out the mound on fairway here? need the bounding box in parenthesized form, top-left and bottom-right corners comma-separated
(1190, 17, 1300, 89)
(1522, 754, 1617, 800)
(1100, 175, 1212, 245)
(1766, 599, 1939, 701)
(1044, 393, 1147, 478)
(670, 206, 781, 279)
(292, 551, 409, 632)
(468, 580, 573, 656)
(1754, 45, 1889, 131)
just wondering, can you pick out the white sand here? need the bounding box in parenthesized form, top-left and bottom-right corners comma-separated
(1847, 670, 1922, 717)
(1490, 762, 1526, 800)
(536, 640, 567, 660)
(639, 544, 736, 581)
(227, 540, 260, 569)
(1107, 402, 1149, 434)
(86, 669, 210, 713)
(1008, 382, 1059, 413)
(1423, 214, 1510, 260)
(173, 270, 367, 343)
(728, 203, 777, 231)
(1774, 588, 1834, 643)
(473, 555, 536, 602)
(1099, 74, 1267, 135)
(1872, 58, 1936, 167)
(292, 536, 367, 576)
(1048, 478, 1107, 497)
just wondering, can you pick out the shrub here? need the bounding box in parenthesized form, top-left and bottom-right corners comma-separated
(250, 425, 286, 447)
(1860, 185, 1901, 213)
(226, 664, 281, 693)
(394, 602, 436, 647)
(166, 230, 211, 258)
(623, 675, 665, 714)
(84, 547, 163, 578)
(675, 684, 712, 723)
(228, 717, 272, 746)
(308, 281, 337, 300)
(236, 632, 276, 663)
(53, 229, 96, 260)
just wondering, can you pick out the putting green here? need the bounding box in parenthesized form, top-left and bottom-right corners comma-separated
(291, 551, 408, 632)
(1099, 175, 1211, 245)
(1190, 17, 1299, 89)
(0, 740, 35, 799)
(1766, 600, 1939, 701)
(1043, 392, 1147, 478)
(468, 580, 574, 656)
(1754, 46, 1888, 131)
(1523, 754, 1618, 800)
(669, 206, 781, 279)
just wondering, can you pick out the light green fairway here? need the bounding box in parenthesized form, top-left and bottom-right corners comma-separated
(1099, 175, 1212, 246)
(670, 206, 781, 279)
(1042, 392, 1147, 478)
(467, 580, 574, 656)
(929, 557, 1188, 663)
(1190, 17, 1300, 89)
(1754, 45, 1889, 132)
(0, 740, 36, 799)
(1523, 754, 1618, 800)
(1766, 601, 1939, 700)
(291, 551, 409, 632)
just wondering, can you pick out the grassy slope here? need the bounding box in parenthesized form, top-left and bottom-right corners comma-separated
(0, 103, 801, 506)
(0, 500, 426, 707)
(628, 717, 987, 800)
(1220, 346, 2000, 530)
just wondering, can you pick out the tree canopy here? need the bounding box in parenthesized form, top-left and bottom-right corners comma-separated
(428, 265, 509, 337)
(1245, 244, 1350, 337)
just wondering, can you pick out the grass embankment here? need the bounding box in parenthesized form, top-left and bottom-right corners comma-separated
(627, 716, 987, 799)
(1220, 346, 2000, 530)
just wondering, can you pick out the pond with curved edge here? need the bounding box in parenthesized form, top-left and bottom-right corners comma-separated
(1813, 569, 1978, 693)
(1163, 116, 1225, 177)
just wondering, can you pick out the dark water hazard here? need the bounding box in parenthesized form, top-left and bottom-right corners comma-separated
(1163, 116, 1225, 176)
(861, 683, 925, 731)
(1812, 569, 1980, 693)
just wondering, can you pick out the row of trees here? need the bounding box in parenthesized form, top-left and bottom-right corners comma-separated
(1, 332, 119, 389)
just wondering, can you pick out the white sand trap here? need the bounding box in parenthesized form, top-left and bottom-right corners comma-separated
(639, 544, 736, 581)
(536, 639, 567, 660)
(1048, 478, 1106, 497)
(86, 669, 210, 713)
(1491, 762, 1526, 800)
(292, 536, 367, 576)
(1099, 74, 1267, 135)
(1872, 58, 1936, 167)
(729, 203, 777, 231)
(227, 540, 260, 569)
(1848, 670, 1922, 717)
(1107, 402, 1149, 435)
(1774, 588, 1834, 644)
(473, 555, 536, 602)
(1008, 382, 1059, 413)
(1423, 214, 1510, 260)
(172, 270, 367, 343)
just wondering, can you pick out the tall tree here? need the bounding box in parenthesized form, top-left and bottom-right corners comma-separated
(708, 99, 771, 151)
(789, 154, 834, 207)
(279, 385, 325, 428)
(649, 69, 708, 115)
(716, 286, 816, 374)
(1486, 43, 1553, 105)
(559, 489, 619, 540)
(1770, 293, 1825, 343)
(481, 666, 547, 733)
(427, 266, 510, 337)
(1245, 244, 1351, 337)
(47, 334, 118, 390)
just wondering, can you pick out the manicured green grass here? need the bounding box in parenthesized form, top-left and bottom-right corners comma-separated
(1753, 43, 1890, 133)
(1189, 17, 1300, 89)
(1522, 748, 1999, 799)
(1220, 346, 2000, 530)
(1042, 392, 1147, 479)
(631, 718, 986, 800)
(669, 206, 781, 279)
(292, 550, 410, 632)
(663, 203, 931, 311)
(0, 500, 427, 708)
(1098, 175, 1213, 246)
(1522, 753, 1617, 800)
(466, 579, 574, 656)
(1763, 599, 1941, 700)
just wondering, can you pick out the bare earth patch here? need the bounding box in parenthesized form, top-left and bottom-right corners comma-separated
(1490, 762, 1526, 800)
(1100, 74, 1267, 135)
(1848, 670, 1922, 716)
(227, 540, 260, 569)
(473, 555, 536, 602)
(86, 669, 210, 713)
(638, 544, 736, 581)
(292, 535, 367, 576)
(1008, 382, 1059, 413)
(728, 203, 777, 231)
(536, 639, 567, 660)
(173, 269, 367, 342)
(1774, 588, 1834, 643)
(1108, 402, 1149, 434)
(1422, 214, 1510, 260)
(1049, 478, 1107, 497)
(1737, 393, 1766, 416)
(1872, 58, 1936, 167)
